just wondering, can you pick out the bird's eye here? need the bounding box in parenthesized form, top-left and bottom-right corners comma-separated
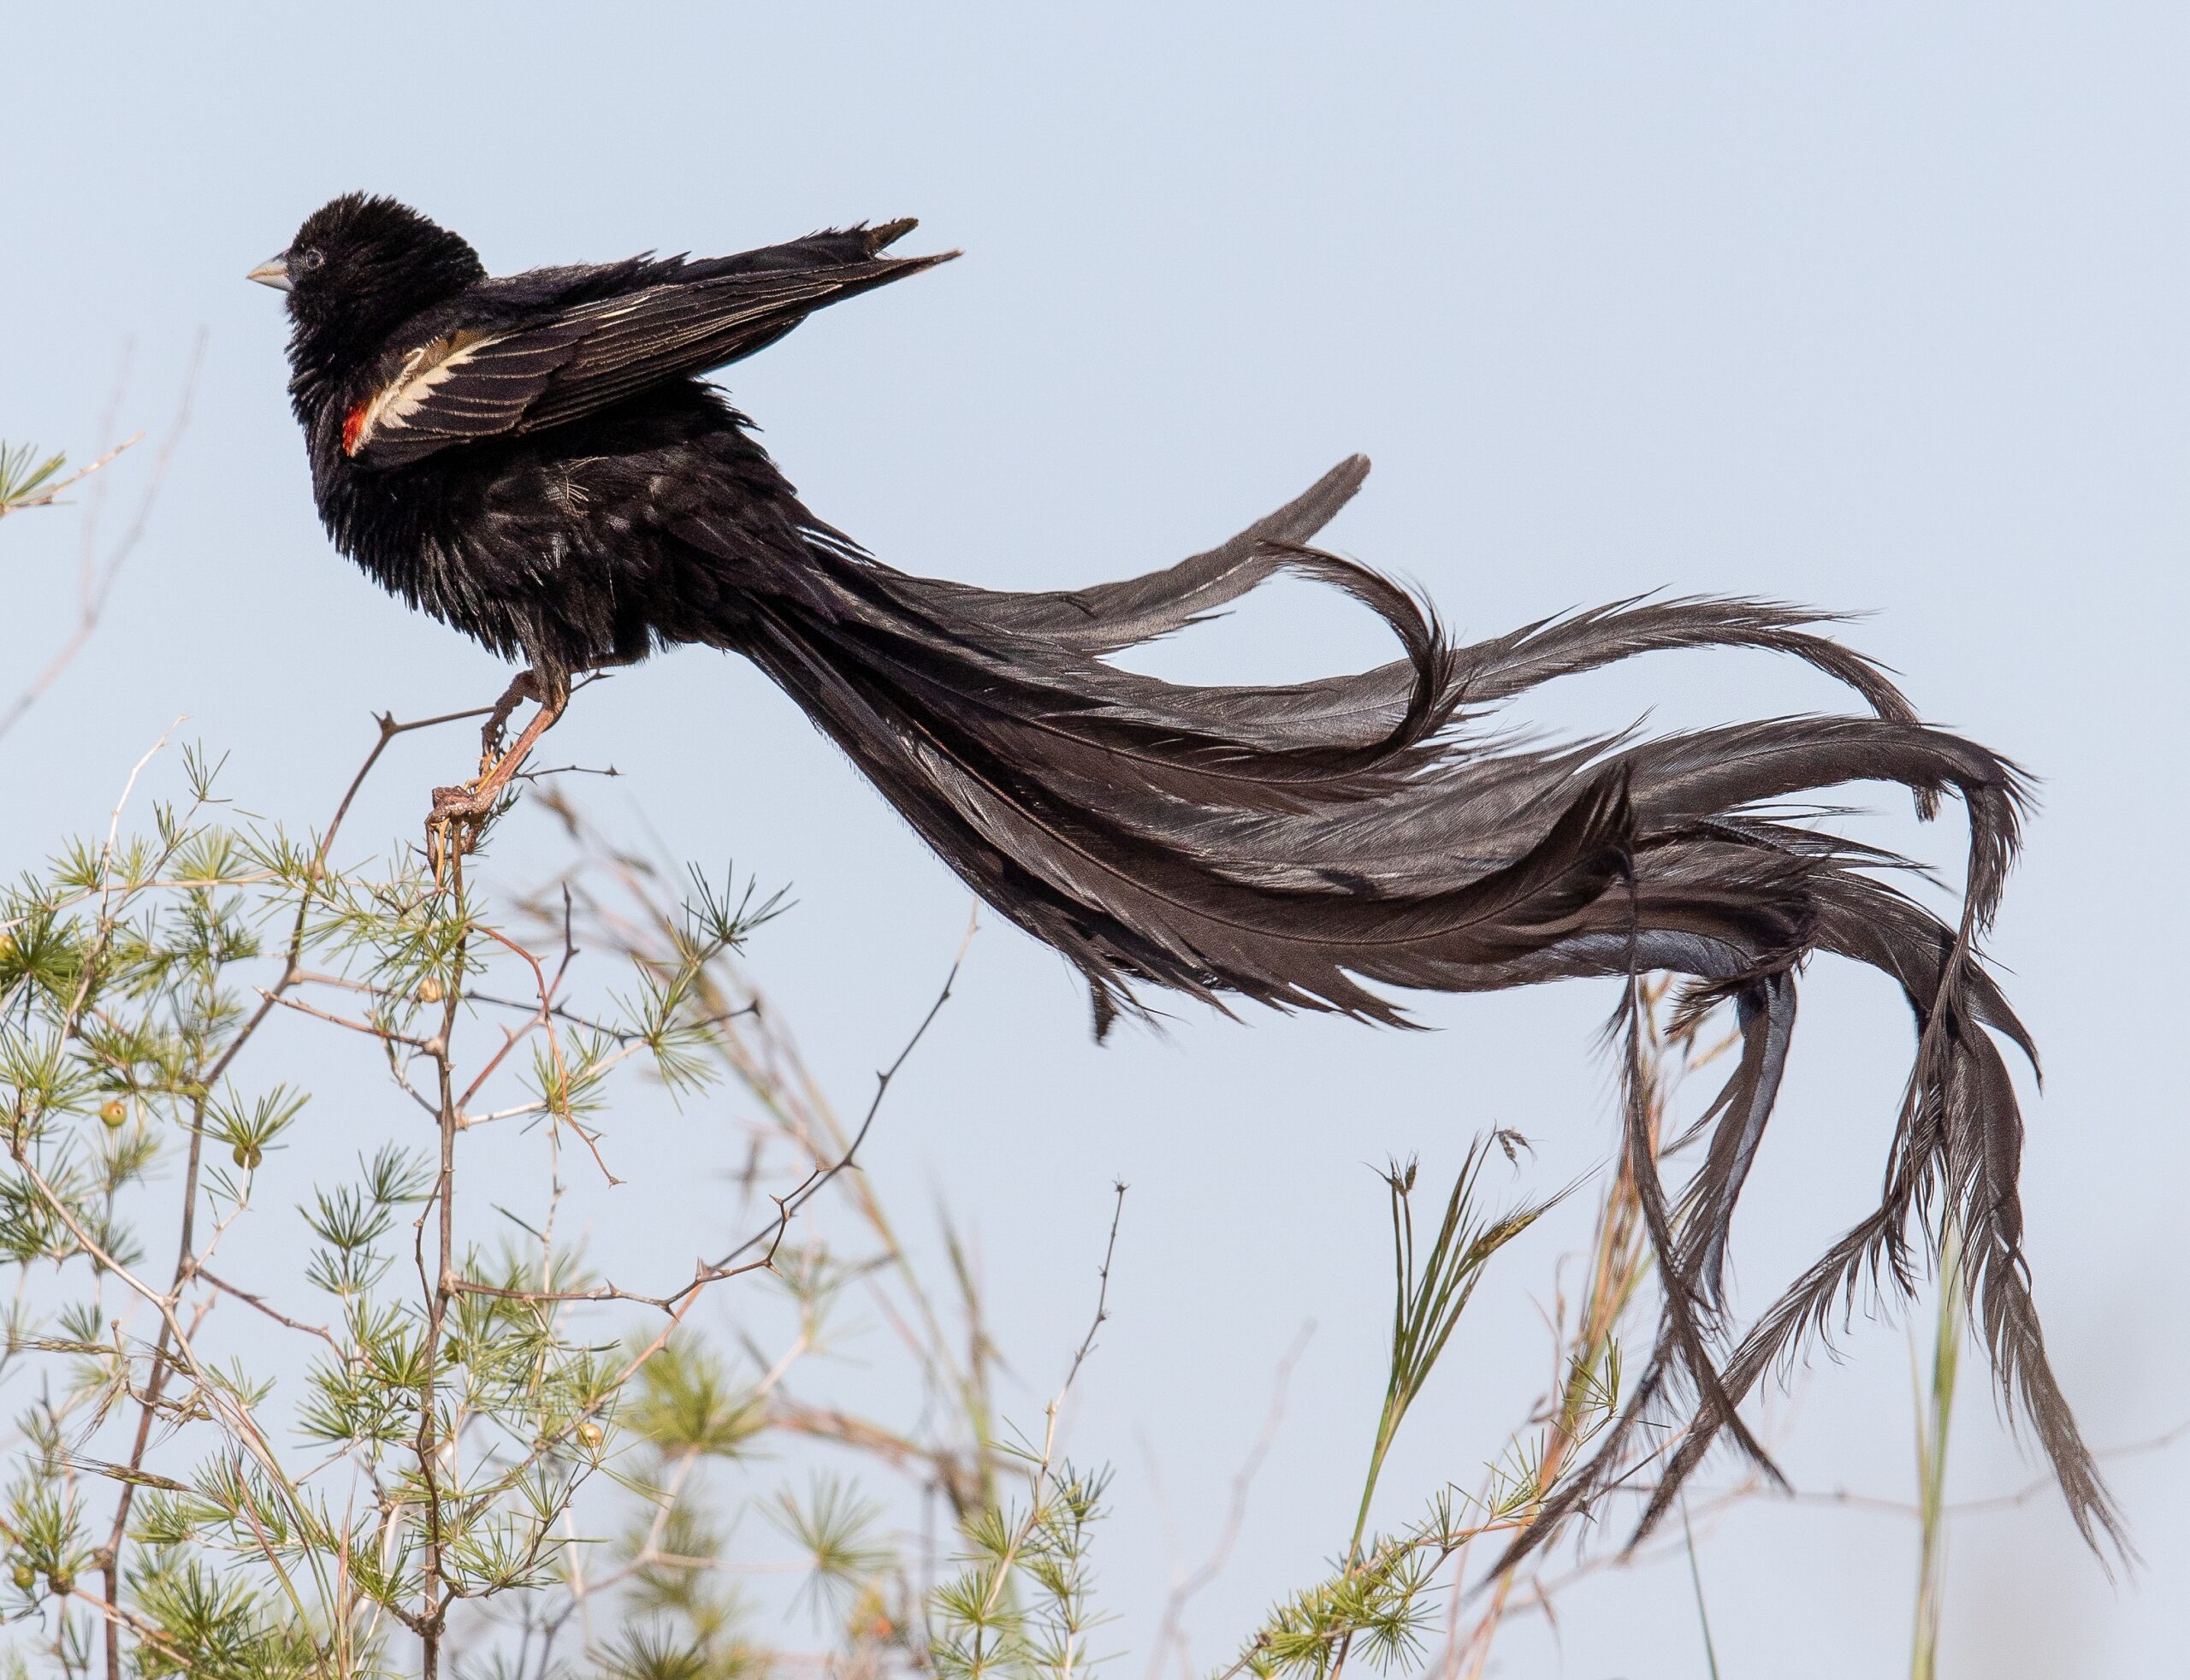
(299, 248, 325, 271)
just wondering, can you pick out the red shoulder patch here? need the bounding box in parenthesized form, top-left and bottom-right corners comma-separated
(341, 401, 369, 457)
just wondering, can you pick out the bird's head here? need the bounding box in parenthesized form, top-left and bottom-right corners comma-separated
(250, 194, 486, 349)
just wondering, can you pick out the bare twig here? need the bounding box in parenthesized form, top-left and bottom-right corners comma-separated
(1, 337, 204, 745)
(1145, 1323, 1313, 1680)
(1785, 1413, 2190, 1520)
(194, 1269, 343, 1357)
(452, 925, 974, 1316)
(962, 1179, 1129, 1661)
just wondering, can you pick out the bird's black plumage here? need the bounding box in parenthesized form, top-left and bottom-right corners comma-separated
(260, 192, 2117, 1559)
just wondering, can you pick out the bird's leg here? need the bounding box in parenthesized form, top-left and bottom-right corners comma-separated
(426, 671, 570, 876)
(476, 668, 544, 772)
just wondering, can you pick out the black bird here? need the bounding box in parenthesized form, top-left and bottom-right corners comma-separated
(252, 192, 2116, 1560)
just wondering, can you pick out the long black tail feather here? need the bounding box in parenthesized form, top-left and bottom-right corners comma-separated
(694, 456, 2116, 1556)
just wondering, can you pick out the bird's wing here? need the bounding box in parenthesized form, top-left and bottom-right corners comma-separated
(343, 241, 952, 469)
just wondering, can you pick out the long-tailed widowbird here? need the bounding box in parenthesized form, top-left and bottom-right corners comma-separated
(253, 192, 2120, 1563)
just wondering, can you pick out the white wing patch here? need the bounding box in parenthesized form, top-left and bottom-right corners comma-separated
(343, 330, 505, 455)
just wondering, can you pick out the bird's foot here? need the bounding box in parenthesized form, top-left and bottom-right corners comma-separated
(425, 779, 505, 872)
(425, 672, 568, 884)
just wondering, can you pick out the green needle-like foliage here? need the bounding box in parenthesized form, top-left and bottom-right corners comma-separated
(0, 443, 68, 519)
(1350, 1147, 1565, 1564)
(0, 727, 807, 1677)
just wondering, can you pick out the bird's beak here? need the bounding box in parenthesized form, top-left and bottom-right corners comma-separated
(246, 254, 293, 292)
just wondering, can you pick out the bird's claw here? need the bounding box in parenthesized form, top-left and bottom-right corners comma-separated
(425, 781, 500, 883)
(429, 782, 497, 824)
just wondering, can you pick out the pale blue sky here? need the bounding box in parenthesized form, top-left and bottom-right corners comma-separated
(4, 5, 2187, 1673)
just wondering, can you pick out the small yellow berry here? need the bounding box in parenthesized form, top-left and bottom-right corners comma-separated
(417, 974, 446, 1005)
(576, 1420, 603, 1448)
(9, 1562, 33, 1592)
(99, 1098, 128, 1129)
(233, 1143, 263, 1170)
